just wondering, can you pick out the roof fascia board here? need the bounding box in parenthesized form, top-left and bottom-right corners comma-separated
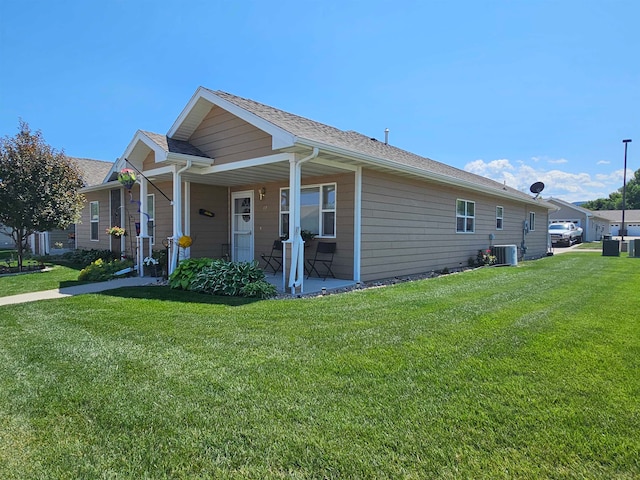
(80, 180, 122, 193)
(167, 87, 296, 149)
(104, 157, 126, 184)
(142, 165, 174, 177)
(549, 197, 594, 216)
(199, 152, 294, 175)
(166, 152, 214, 167)
(295, 138, 548, 208)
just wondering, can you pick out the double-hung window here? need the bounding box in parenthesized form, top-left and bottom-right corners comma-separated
(90, 201, 99, 241)
(146, 194, 155, 245)
(496, 206, 504, 230)
(456, 199, 475, 233)
(280, 183, 336, 238)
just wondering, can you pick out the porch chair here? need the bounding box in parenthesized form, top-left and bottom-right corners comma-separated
(306, 242, 336, 280)
(260, 240, 283, 273)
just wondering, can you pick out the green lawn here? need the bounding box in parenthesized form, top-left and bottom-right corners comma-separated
(0, 264, 86, 297)
(0, 253, 638, 478)
(574, 240, 603, 250)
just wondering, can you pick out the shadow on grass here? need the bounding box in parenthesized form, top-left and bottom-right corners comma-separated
(96, 286, 262, 306)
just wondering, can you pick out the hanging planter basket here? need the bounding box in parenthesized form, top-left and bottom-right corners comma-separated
(118, 168, 137, 190)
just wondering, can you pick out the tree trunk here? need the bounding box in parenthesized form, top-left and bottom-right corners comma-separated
(12, 228, 26, 272)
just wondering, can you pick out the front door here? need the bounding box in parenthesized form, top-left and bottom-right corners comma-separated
(231, 191, 254, 262)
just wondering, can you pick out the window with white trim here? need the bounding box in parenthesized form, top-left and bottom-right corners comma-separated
(456, 199, 475, 233)
(529, 211, 536, 231)
(90, 201, 99, 241)
(280, 183, 336, 238)
(496, 206, 504, 230)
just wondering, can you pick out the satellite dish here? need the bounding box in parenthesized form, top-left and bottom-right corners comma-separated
(530, 181, 545, 198)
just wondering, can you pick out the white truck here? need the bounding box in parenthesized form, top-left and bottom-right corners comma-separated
(548, 222, 583, 247)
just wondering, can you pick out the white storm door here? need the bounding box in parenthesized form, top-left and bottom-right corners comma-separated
(231, 191, 254, 263)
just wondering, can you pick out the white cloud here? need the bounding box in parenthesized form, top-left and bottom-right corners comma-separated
(597, 160, 611, 165)
(463, 158, 624, 203)
(547, 158, 568, 164)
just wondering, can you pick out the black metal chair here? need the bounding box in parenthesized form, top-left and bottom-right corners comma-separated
(306, 242, 336, 279)
(260, 240, 283, 273)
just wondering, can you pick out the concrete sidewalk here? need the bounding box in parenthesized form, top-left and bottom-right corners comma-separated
(0, 277, 159, 307)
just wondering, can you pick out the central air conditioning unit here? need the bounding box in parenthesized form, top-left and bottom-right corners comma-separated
(629, 239, 640, 258)
(493, 245, 518, 266)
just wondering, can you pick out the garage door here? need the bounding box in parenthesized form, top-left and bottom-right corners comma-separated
(627, 224, 640, 236)
(611, 224, 640, 236)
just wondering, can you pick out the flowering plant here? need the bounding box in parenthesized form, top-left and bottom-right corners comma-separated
(177, 235, 193, 248)
(476, 249, 496, 266)
(118, 168, 137, 189)
(106, 226, 126, 237)
(143, 256, 158, 266)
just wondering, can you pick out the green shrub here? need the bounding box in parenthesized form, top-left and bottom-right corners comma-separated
(184, 259, 273, 298)
(62, 249, 118, 268)
(78, 258, 134, 282)
(240, 280, 277, 299)
(168, 258, 214, 290)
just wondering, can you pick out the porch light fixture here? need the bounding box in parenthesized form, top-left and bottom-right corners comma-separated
(259, 187, 266, 201)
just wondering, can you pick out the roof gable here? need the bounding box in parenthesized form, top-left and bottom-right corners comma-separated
(165, 87, 554, 207)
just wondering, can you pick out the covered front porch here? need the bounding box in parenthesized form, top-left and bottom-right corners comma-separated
(119, 145, 362, 294)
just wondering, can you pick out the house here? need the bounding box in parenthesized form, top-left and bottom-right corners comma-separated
(547, 197, 610, 242)
(77, 87, 554, 293)
(587, 209, 640, 237)
(30, 158, 113, 255)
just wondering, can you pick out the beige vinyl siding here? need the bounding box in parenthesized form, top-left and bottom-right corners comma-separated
(76, 190, 111, 250)
(189, 106, 273, 164)
(232, 172, 355, 279)
(360, 169, 549, 281)
(147, 181, 173, 247)
(189, 183, 229, 258)
(142, 150, 156, 172)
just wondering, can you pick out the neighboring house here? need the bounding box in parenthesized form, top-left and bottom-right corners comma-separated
(588, 209, 640, 237)
(547, 197, 610, 242)
(77, 87, 554, 293)
(0, 227, 13, 248)
(30, 157, 113, 255)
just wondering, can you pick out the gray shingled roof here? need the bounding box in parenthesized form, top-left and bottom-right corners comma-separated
(591, 209, 640, 223)
(141, 131, 208, 157)
(71, 157, 113, 187)
(207, 88, 539, 203)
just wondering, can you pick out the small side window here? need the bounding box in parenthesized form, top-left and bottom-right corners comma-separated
(496, 206, 504, 230)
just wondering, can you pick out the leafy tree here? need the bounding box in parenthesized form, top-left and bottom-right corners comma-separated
(583, 168, 640, 211)
(0, 121, 85, 271)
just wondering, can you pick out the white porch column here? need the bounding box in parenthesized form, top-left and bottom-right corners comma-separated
(285, 148, 319, 294)
(137, 176, 149, 277)
(183, 181, 191, 261)
(170, 165, 183, 274)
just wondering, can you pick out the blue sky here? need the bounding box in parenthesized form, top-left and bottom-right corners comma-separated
(1, 0, 638, 203)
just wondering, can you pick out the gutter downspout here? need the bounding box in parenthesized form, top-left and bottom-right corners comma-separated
(285, 147, 319, 294)
(169, 160, 192, 274)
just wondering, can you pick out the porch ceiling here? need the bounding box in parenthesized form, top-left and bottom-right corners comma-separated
(144, 154, 354, 187)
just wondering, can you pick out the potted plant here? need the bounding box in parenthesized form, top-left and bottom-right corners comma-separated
(143, 255, 159, 277)
(300, 230, 316, 243)
(118, 168, 137, 190)
(106, 226, 126, 237)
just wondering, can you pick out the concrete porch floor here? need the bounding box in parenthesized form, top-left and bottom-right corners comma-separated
(263, 272, 356, 296)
